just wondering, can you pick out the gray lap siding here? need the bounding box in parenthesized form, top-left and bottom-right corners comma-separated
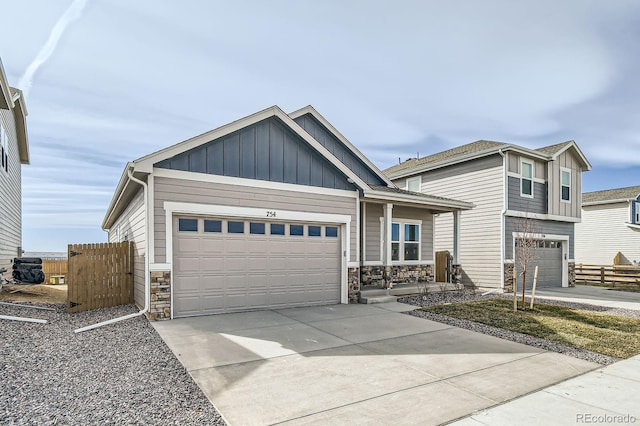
(507, 176, 546, 214)
(504, 216, 574, 260)
(152, 176, 358, 264)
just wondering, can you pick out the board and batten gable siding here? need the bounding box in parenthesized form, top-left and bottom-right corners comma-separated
(575, 202, 640, 264)
(548, 150, 582, 219)
(155, 117, 357, 192)
(363, 203, 434, 262)
(507, 176, 547, 214)
(0, 106, 22, 270)
(107, 187, 146, 307)
(397, 154, 504, 287)
(507, 152, 545, 179)
(152, 176, 358, 263)
(293, 113, 385, 186)
(504, 216, 574, 260)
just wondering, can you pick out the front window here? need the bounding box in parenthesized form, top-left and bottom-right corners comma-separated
(390, 221, 420, 262)
(521, 161, 533, 197)
(635, 202, 640, 224)
(406, 176, 421, 192)
(561, 169, 571, 202)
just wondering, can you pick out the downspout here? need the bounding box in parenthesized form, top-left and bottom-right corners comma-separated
(498, 149, 507, 289)
(75, 167, 149, 332)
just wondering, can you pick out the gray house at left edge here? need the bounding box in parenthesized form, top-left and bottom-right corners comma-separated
(102, 105, 472, 320)
(385, 140, 591, 291)
(0, 58, 30, 270)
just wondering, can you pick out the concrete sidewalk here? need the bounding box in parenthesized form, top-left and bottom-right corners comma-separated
(452, 355, 640, 425)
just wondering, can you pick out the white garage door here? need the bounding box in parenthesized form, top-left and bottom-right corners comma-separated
(517, 239, 563, 289)
(172, 216, 342, 317)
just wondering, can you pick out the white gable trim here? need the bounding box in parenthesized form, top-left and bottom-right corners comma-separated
(133, 105, 370, 191)
(288, 105, 394, 187)
(551, 141, 592, 171)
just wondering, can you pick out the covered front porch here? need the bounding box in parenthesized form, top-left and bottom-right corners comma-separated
(348, 185, 473, 301)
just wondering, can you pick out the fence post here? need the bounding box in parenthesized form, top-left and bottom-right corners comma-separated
(601, 267, 605, 285)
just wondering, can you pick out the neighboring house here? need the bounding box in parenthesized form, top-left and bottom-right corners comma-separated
(385, 140, 591, 290)
(575, 185, 640, 265)
(0, 58, 30, 271)
(103, 106, 471, 319)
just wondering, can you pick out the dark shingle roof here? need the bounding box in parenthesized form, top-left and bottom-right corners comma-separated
(384, 140, 506, 175)
(583, 185, 640, 204)
(368, 184, 470, 205)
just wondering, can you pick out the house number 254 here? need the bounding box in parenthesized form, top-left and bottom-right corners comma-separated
(266, 210, 276, 218)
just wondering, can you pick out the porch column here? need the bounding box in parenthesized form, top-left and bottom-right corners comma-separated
(382, 203, 393, 265)
(453, 210, 461, 264)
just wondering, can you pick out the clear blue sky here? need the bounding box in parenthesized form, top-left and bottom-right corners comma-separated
(1, 0, 639, 251)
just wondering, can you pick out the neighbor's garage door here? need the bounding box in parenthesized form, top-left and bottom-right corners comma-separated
(517, 239, 563, 289)
(172, 216, 342, 317)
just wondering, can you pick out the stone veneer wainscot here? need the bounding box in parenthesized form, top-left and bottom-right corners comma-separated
(149, 271, 171, 320)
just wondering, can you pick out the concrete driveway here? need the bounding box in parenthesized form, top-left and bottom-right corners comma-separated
(152, 303, 597, 426)
(531, 285, 640, 311)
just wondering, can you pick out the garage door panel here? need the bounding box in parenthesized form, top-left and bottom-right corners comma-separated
(173, 217, 341, 318)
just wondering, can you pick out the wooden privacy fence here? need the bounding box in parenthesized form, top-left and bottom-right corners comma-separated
(42, 259, 68, 284)
(67, 242, 134, 313)
(575, 264, 640, 286)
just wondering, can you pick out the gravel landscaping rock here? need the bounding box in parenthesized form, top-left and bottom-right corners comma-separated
(0, 303, 226, 425)
(399, 289, 639, 366)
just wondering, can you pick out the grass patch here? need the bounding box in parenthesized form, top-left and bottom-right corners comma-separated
(423, 299, 640, 359)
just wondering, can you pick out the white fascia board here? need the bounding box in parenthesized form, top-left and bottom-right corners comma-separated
(153, 168, 360, 199)
(505, 210, 581, 223)
(288, 105, 394, 187)
(133, 105, 371, 192)
(102, 162, 135, 229)
(0, 59, 14, 109)
(387, 146, 551, 181)
(363, 190, 473, 211)
(12, 92, 29, 164)
(134, 106, 280, 173)
(582, 199, 632, 207)
(277, 109, 370, 190)
(551, 141, 592, 171)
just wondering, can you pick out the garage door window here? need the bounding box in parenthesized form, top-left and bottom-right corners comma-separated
(250, 222, 265, 234)
(204, 220, 222, 233)
(228, 221, 244, 234)
(326, 226, 338, 237)
(178, 218, 198, 232)
(308, 226, 321, 237)
(290, 225, 304, 236)
(270, 223, 285, 235)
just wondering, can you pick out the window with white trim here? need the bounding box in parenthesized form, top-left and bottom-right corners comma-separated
(635, 201, 640, 224)
(520, 160, 533, 197)
(406, 176, 421, 193)
(560, 169, 571, 202)
(390, 221, 421, 261)
(0, 122, 7, 172)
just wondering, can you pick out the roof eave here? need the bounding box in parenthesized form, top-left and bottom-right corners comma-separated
(363, 189, 474, 211)
(551, 141, 592, 171)
(0, 58, 14, 110)
(134, 105, 371, 191)
(582, 198, 633, 207)
(102, 162, 135, 230)
(386, 146, 513, 179)
(288, 105, 395, 187)
(11, 89, 29, 164)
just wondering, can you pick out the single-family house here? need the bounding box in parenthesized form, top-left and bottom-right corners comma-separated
(103, 106, 472, 319)
(0, 58, 30, 270)
(384, 140, 591, 290)
(575, 185, 640, 265)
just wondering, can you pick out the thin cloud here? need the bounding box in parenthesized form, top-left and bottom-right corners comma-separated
(18, 0, 89, 99)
